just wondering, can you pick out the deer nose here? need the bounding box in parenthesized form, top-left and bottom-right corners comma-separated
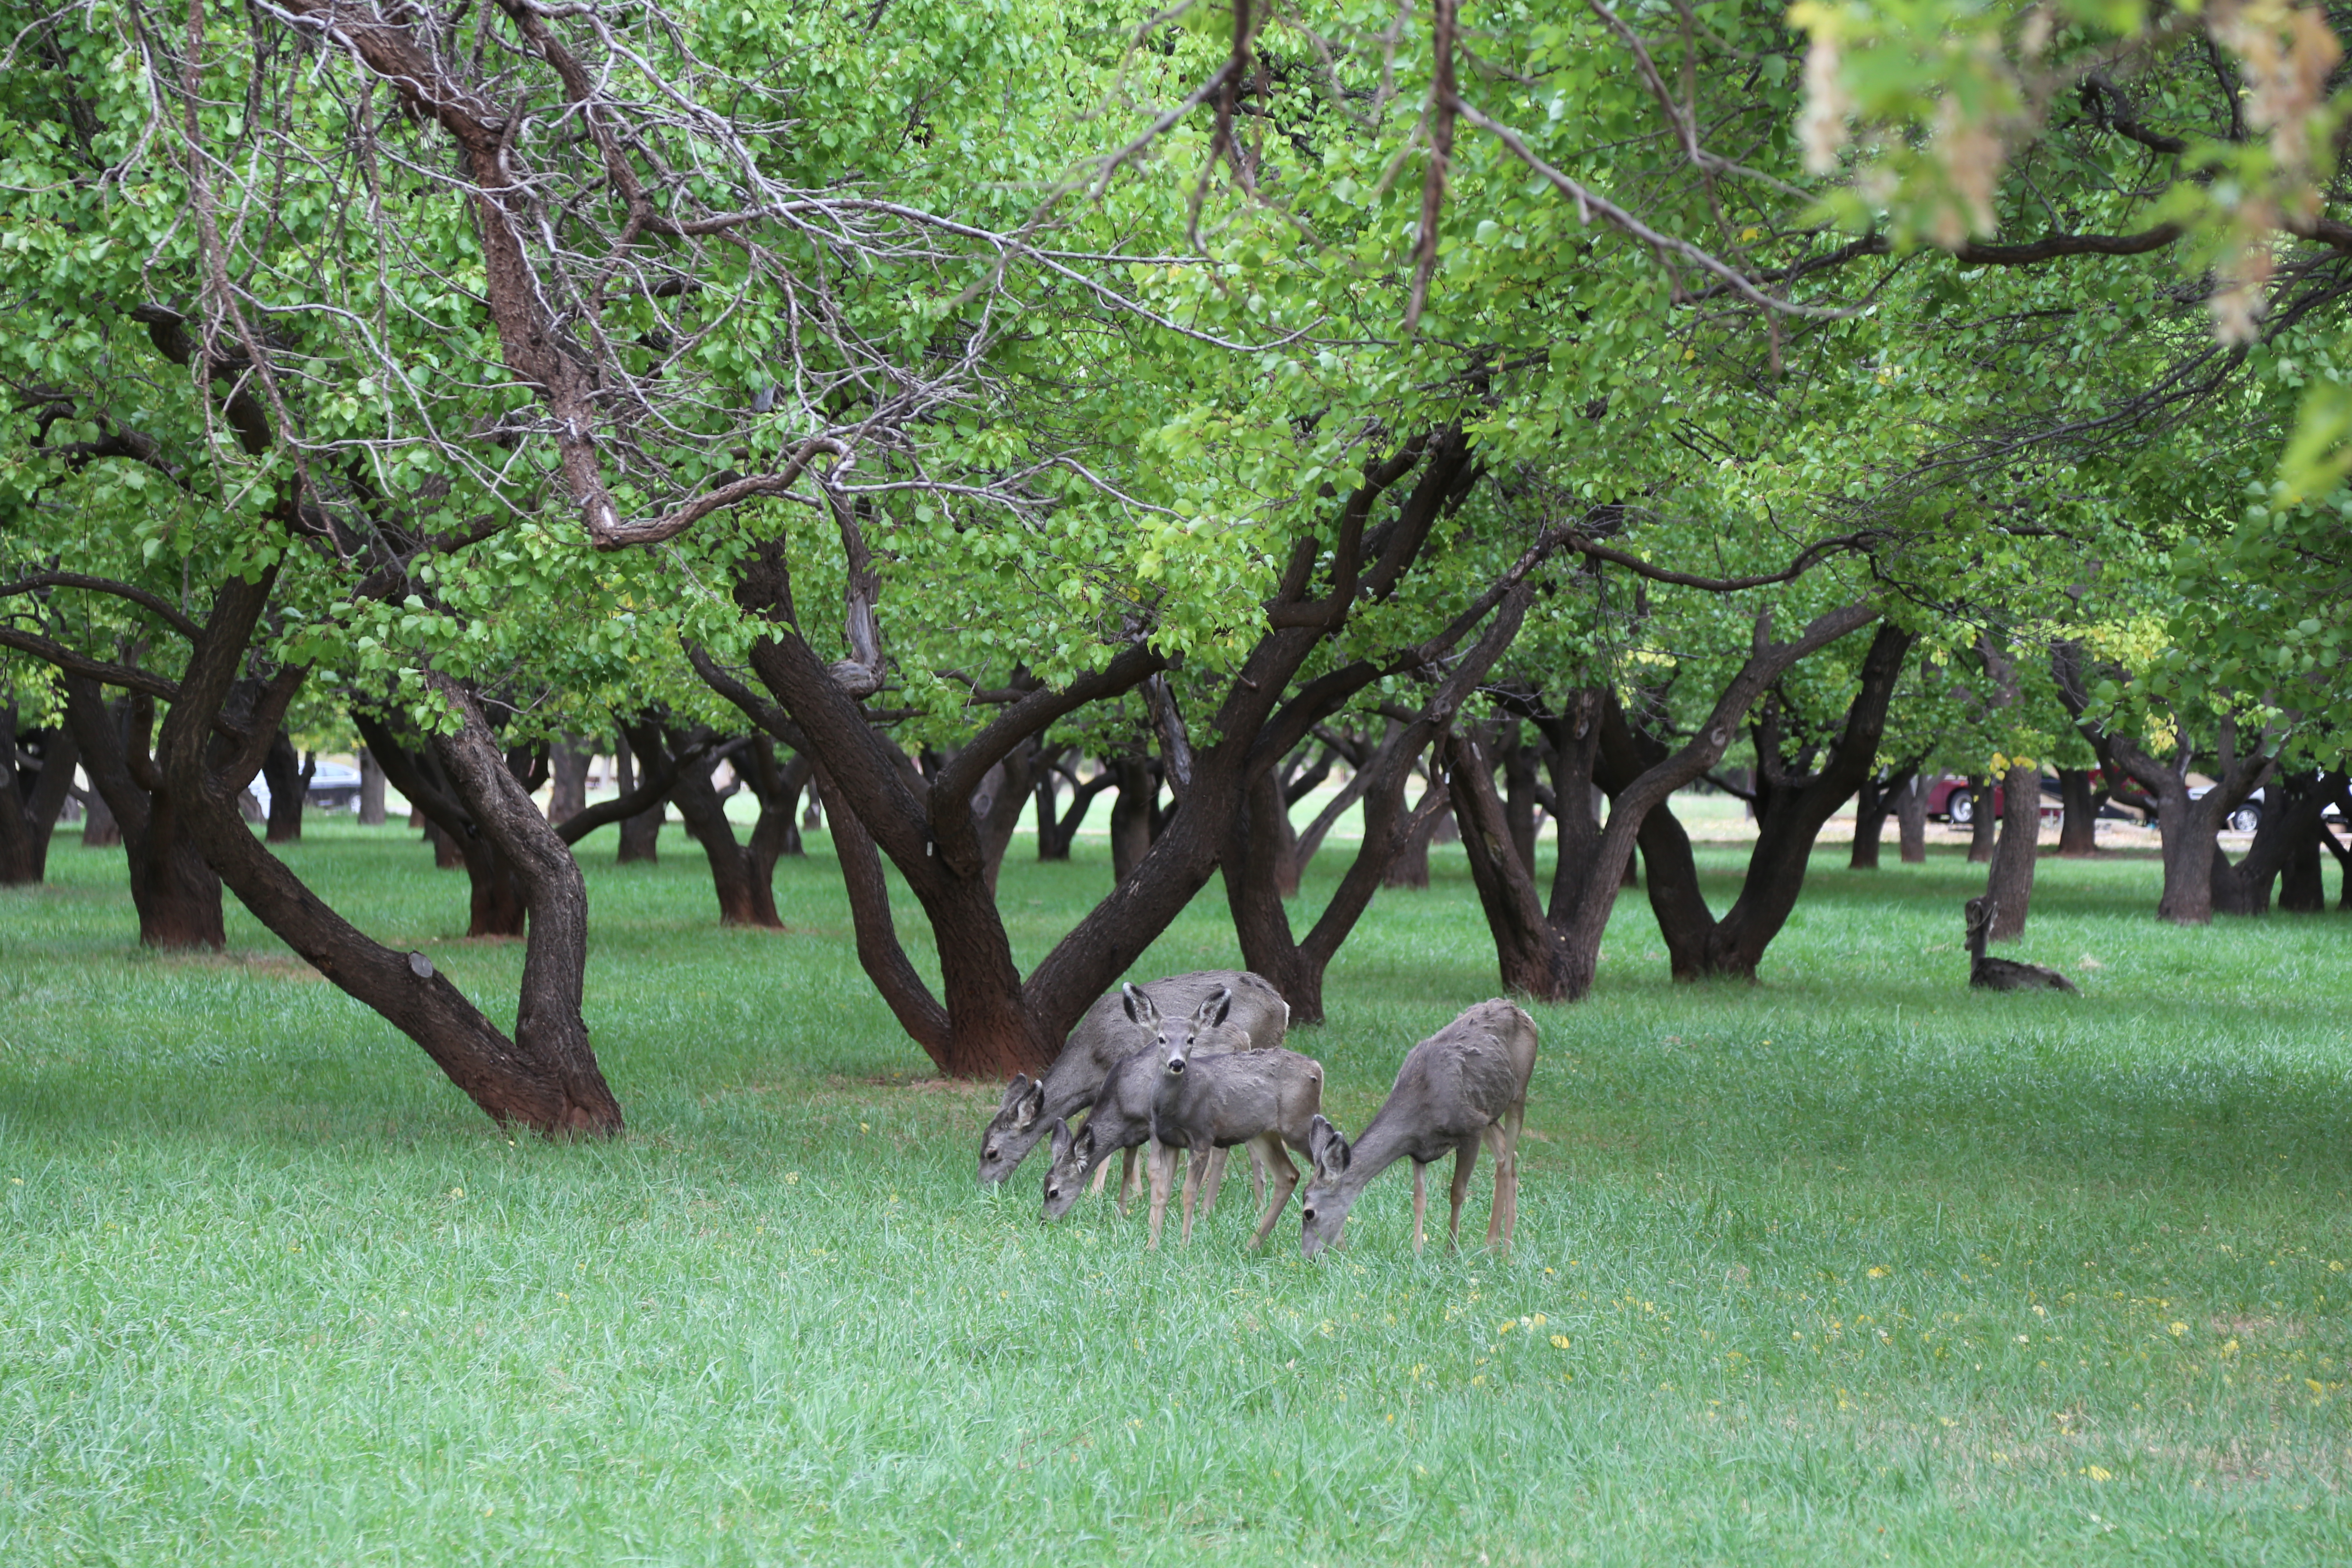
(1302, 1207, 1316, 1222)
(1167, 1058, 1185, 1075)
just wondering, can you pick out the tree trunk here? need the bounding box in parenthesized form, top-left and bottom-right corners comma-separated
(2055, 768, 2100, 856)
(1382, 803, 1436, 888)
(614, 732, 662, 864)
(1032, 754, 1065, 861)
(2280, 809, 2326, 913)
(357, 746, 388, 825)
(1965, 776, 1998, 863)
(1896, 772, 1928, 863)
(260, 733, 312, 843)
(1451, 606, 1884, 1001)
(662, 727, 782, 929)
(1108, 754, 1156, 884)
(1623, 623, 1916, 980)
(354, 713, 527, 936)
(2213, 771, 2342, 916)
(425, 816, 467, 869)
(1225, 591, 1530, 1021)
(156, 579, 622, 1133)
(61, 680, 224, 949)
(548, 738, 591, 822)
(0, 710, 79, 884)
(1984, 761, 2040, 940)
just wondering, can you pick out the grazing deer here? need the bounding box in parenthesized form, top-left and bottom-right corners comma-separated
(1143, 988, 1326, 1250)
(975, 971, 1287, 1186)
(1299, 998, 1538, 1258)
(1964, 897, 2078, 992)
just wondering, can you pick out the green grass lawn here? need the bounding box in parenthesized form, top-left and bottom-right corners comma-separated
(3, 819, 2349, 1565)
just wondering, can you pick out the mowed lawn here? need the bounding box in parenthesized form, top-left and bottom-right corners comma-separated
(3, 818, 2349, 1565)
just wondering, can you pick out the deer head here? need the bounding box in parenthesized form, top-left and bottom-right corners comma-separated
(1040, 1119, 1093, 1222)
(976, 1074, 1047, 1185)
(1299, 1112, 1354, 1256)
(1158, 986, 1232, 1079)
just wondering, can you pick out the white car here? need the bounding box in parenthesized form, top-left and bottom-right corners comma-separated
(248, 760, 365, 814)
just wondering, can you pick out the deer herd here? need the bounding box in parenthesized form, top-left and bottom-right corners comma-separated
(977, 971, 1540, 1256)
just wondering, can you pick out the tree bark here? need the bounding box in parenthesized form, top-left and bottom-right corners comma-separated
(1850, 774, 1885, 869)
(1895, 771, 1928, 863)
(1107, 753, 1158, 884)
(260, 732, 313, 843)
(357, 745, 388, 825)
(355, 713, 528, 937)
(61, 680, 224, 948)
(2213, 770, 2343, 916)
(2055, 768, 2101, 856)
(0, 709, 80, 884)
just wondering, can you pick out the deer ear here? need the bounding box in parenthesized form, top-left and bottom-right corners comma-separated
(997, 1073, 1031, 1114)
(1122, 983, 1156, 1026)
(1048, 1119, 1074, 1159)
(1205, 986, 1233, 1027)
(1013, 1080, 1047, 1130)
(1308, 1113, 1338, 1169)
(1072, 1124, 1095, 1162)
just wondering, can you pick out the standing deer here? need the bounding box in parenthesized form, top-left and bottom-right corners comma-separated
(1298, 998, 1538, 1258)
(975, 971, 1287, 1186)
(1143, 988, 1326, 1250)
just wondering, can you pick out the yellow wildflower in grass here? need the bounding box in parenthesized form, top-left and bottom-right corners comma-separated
(1867, 1265, 1888, 1279)
(1550, 1334, 1571, 1349)
(2169, 1321, 2186, 1335)
(2086, 1466, 2113, 1482)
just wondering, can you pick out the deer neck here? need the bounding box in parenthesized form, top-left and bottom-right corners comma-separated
(1331, 1107, 1425, 1208)
(1966, 920, 1987, 968)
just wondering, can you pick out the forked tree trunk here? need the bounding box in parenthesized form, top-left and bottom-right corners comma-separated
(160, 578, 622, 1133)
(660, 725, 782, 929)
(1639, 625, 1916, 980)
(2213, 771, 2343, 916)
(694, 427, 1491, 1075)
(1451, 607, 1885, 1000)
(2055, 768, 2101, 856)
(1895, 772, 1928, 863)
(61, 680, 224, 948)
(1224, 589, 1530, 1021)
(355, 713, 530, 936)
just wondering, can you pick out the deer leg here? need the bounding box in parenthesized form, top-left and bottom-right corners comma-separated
(1198, 1147, 1230, 1220)
(1481, 1124, 1510, 1247)
(1250, 1142, 1268, 1211)
(1145, 1141, 1176, 1250)
(1247, 1135, 1299, 1251)
(1411, 1161, 1430, 1254)
(1180, 1143, 1210, 1247)
(1089, 1155, 1113, 1196)
(1447, 1136, 1481, 1252)
(1117, 1144, 1142, 1214)
(1494, 1102, 1526, 1249)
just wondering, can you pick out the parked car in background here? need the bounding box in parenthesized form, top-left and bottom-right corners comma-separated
(248, 759, 364, 815)
(307, 760, 364, 811)
(1920, 774, 2063, 825)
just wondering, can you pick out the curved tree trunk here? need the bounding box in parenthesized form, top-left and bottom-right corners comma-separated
(662, 726, 782, 929)
(158, 577, 622, 1133)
